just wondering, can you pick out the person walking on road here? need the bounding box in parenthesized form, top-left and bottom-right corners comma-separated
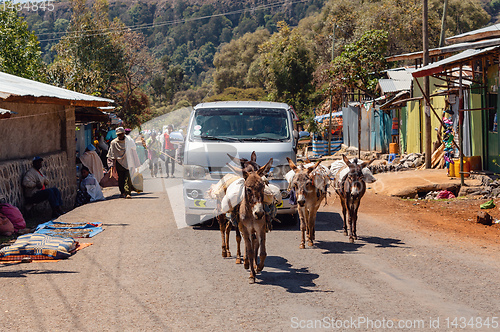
(163, 124, 176, 178)
(147, 131, 161, 178)
(107, 127, 133, 199)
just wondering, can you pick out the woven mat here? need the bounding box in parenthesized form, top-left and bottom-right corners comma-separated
(0, 242, 93, 263)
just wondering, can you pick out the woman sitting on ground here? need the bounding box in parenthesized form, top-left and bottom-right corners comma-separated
(75, 166, 105, 208)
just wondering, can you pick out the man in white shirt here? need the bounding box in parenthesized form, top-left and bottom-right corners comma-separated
(22, 156, 64, 218)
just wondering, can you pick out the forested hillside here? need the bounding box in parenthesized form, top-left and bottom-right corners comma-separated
(8, 0, 499, 128)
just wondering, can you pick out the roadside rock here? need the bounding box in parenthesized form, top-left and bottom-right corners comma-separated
(477, 211, 493, 226)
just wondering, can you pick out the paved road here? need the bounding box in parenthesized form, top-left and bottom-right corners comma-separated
(1, 167, 499, 331)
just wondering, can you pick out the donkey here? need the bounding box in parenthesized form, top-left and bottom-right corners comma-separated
(238, 158, 273, 283)
(217, 151, 262, 264)
(334, 155, 373, 243)
(287, 158, 328, 248)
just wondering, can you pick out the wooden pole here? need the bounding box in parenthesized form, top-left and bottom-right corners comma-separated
(459, 64, 464, 186)
(423, 0, 432, 168)
(327, 25, 336, 156)
(439, 0, 449, 48)
(358, 106, 361, 159)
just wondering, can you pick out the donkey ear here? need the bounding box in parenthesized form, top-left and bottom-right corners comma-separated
(307, 160, 322, 174)
(257, 158, 273, 176)
(361, 159, 375, 169)
(287, 157, 298, 171)
(226, 163, 243, 176)
(342, 154, 352, 167)
(227, 153, 247, 168)
(250, 151, 257, 162)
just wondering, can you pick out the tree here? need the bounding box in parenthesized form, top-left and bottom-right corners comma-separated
(213, 29, 270, 93)
(0, 3, 45, 81)
(257, 22, 316, 112)
(48, 0, 126, 94)
(111, 24, 155, 128)
(329, 30, 388, 97)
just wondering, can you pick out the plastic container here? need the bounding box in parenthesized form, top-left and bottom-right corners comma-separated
(312, 140, 328, 156)
(389, 143, 398, 154)
(454, 159, 470, 178)
(448, 161, 456, 177)
(464, 156, 481, 171)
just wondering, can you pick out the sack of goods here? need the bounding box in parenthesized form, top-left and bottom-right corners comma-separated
(210, 175, 283, 214)
(329, 159, 377, 184)
(285, 163, 331, 189)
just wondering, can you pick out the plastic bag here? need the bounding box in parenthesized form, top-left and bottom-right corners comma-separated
(99, 166, 119, 188)
(131, 173, 144, 192)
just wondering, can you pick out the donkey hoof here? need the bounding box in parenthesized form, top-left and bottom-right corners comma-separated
(353, 235, 358, 240)
(256, 267, 263, 273)
(349, 237, 355, 243)
(299, 243, 305, 249)
(244, 262, 250, 269)
(222, 251, 227, 258)
(307, 241, 314, 247)
(235, 258, 242, 264)
(343, 231, 348, 236)
(226, 251, 231, 257)
(248, 277, 255, 284)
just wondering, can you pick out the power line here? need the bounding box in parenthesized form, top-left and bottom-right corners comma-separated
(37, 0, 312, 42)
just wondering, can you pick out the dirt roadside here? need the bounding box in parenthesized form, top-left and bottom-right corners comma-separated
(322, 168, 500, 250)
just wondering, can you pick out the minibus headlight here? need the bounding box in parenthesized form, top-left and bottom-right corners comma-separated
(183, 165, 206, 180)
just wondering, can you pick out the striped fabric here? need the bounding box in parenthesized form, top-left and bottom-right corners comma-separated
(0, 234, 77, 259)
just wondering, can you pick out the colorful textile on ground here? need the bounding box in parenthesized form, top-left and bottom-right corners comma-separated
(35, 221, 103, 238)
(0, 234, 77, 259)
(0, 243, 92, 263)
(436, 190, 456, 199)
(480, 199, 495, 209)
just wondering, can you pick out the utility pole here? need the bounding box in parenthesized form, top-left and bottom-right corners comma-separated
(327, 24, 336, 156)
(439, 0, 449, 48)
(423, 0, 431, 168)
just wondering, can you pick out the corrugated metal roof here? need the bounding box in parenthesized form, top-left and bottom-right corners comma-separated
(386, 70, 412, 81)
(412, 46, 499, 78)
(378, 79, 411, 94)
(446, 23, 500, 43)
(0, 71, 113, 107)
(387, 37, 500, 62)
(0, 107, 17, 119)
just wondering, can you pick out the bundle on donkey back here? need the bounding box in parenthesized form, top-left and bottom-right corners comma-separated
(208, 152, 280, 264)
(286, 158, 330, 249)
(332, 155, 375, 243)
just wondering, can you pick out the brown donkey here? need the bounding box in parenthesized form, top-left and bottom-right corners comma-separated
(334, 155, 372, 243)
(238, 158, 273, 283)
(287, 158, 328, 249)
(217, 152, 262, 264)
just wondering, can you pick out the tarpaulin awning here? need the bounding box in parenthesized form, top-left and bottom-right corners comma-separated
(411, 46, 500, 78)
(314, 111, 342, 122)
